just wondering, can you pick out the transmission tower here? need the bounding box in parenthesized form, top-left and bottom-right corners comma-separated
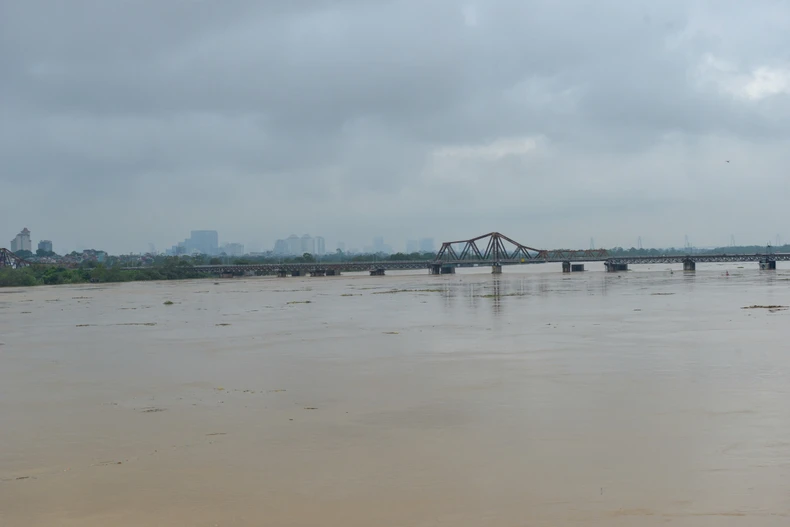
(730, 234, 735, 247)
(637, 236, 643, 250)
(589, 237, 595, 250)
(684, 235, 691, 254)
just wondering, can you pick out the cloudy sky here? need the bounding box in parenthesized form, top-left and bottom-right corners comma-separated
(2, 0, 790, 254)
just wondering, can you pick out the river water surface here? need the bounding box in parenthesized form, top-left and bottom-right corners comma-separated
(2, 263, 790, 526)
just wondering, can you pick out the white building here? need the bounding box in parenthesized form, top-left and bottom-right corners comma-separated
(10, 228, 32, 252)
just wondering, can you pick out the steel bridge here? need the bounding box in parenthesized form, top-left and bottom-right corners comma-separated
(157, 233, 786, 276)
(180, 233, 610, 276)
(0, 248, 30, 269)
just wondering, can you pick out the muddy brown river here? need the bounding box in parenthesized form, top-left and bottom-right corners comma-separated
(1, 263, 789, 526)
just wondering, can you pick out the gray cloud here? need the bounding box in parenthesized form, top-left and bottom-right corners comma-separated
(2, 0, 790, 253)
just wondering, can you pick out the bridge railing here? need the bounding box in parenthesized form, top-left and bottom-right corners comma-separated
(536, 249, 610, 261)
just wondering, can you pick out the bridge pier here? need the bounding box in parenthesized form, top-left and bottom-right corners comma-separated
(760, 259, 776, 270)
(326, 269, 340, 276)
(291, 270, 305, 277)
(309, 269, 326, 277)
(683, 259, 695, 272)
(605, 262, 628, 273)
(492, 264, 502, 274)
(430, 264, 456, 275)
(276, 270, 287, 278)
(562, 261, 585, 273)
(370, 268, 386, 276)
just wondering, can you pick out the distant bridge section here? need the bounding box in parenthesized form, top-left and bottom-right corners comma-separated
(605, 252, 788, 271)
(606, 254, 790, 264)
(192, 260, 430, 277)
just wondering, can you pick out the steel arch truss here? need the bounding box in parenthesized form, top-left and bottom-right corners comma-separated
(0, 248, 30, 269)
(435, 232, 543, 263)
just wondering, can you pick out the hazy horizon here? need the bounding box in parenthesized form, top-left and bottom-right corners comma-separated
(3, 1, 790, 254)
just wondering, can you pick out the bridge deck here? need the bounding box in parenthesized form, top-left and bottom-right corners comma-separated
(161, 253, 790, 274)
(606, 254, 790, 264)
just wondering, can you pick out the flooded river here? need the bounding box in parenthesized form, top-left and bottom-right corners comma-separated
(2, 263, 790, 526)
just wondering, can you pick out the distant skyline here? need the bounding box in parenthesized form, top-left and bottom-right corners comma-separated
(3, 2, 790, 253)
(3, 225, 785, 256)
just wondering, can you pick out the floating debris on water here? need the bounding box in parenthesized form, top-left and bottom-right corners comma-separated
(742, 305, 788, 313)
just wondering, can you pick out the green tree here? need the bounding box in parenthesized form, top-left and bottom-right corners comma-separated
(0, 267, 38, 287)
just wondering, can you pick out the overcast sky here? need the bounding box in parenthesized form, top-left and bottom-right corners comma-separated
(2, 0, 790, 254)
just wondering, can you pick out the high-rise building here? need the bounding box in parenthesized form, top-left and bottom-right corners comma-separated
(419, 238, 434, 253)
(273, 239, 288, 255)
(38, 240, 53, 253)
(315, 236, 326, 255)
(188, 230, 219, 255)
(169, 230, 219, 256)
(221, 243, 245, 256)
(337, 242, 346, 252)
(286, 234, 301, 255)
(301, 234, 315, 254)
(373, 236, 385, 253)
(406, 240, 420, 253)
(10, 228, 32, 253)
